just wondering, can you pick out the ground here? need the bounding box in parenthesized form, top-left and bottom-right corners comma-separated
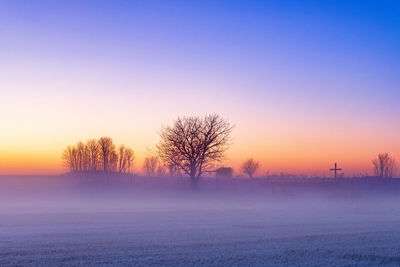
(1, 189, 400, 266)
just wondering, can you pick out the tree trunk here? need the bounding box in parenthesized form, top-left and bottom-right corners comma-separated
(190, 176, 198, 189)
(190, 166, 198, 189)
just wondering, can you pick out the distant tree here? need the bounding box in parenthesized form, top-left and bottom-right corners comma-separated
(241, 158, 260, 179)
(98, 137, 116, 172)
(167, 163, 180, 177)
(124, 148, 134, 173)
(143, 156, 160, 176)
(372, 153, 396, 178)
(62, 145, 77, 172)
(156, 164, 167, 176)
(86, 139, 100, 171)
(118, 145, 135, 173)
(157, 114, 233, 187)
(76, 141, 88, 172)
(118, 145, 127, 173)
(110, 150, 118, 172)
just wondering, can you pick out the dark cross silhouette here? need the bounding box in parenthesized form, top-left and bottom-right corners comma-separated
(330, 163, 342, 179)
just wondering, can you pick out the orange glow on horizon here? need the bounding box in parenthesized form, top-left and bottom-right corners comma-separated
(1, 137, 398, 176)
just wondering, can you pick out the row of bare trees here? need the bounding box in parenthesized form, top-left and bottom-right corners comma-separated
(240, 154, 398, 179)
(62, 137, 134, 173)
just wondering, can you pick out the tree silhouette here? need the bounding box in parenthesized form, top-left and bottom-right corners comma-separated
(167, 163, 180, 177)
(110, 149, 118, 172)
(86, 139, 100, 171)
(157, 114, 233, 187)
(62, 145, 77, 172)
(143, 156, 160, 176)
(124, 148, 134, 173)
(372, 153, 396, 178)
(76, 141, 88, 172)
(118, 145, 135, 173)
(98, 137, 116, 172)
(241, 158, 260, 179)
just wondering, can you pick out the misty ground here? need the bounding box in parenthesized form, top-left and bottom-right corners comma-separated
(1, 175, 400, 266)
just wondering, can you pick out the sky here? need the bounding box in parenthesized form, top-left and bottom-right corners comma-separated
(0, 0, 399, 176)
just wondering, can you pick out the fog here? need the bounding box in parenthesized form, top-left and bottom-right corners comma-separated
(1, 175, 400, 266)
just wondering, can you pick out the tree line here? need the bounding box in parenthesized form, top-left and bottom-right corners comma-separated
(372, 153, 396, 178)
(240, 153, 397, 179)
(62, 114, 397, 186)
(63, 137, 134, 173)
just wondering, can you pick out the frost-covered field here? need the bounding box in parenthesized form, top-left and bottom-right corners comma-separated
(1, 176, 400, 266)
(1, 196, 400, 266)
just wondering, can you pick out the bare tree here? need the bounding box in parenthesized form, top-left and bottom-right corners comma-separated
(157, 114, 233, 187)
(241, 158, 260, 179)
(110, 150, 118, 172)
(98, 137, 116, 172)
(118, 145, 127, 173)
(86, 139, 99, 171)
(62, 145, 77, 172)
(167, 163, 180, 177)
(372, 153, 396, 178)
(76, 141, 88, 172)
(124, 148, 135, 173)
(156, 164, 167, 176)
(118, 145, 135, 173)
(143, 156, 160, 176)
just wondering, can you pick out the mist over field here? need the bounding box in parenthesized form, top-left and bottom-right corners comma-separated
(1, 175, 400, 266)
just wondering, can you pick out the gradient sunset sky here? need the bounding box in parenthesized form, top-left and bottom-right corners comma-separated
(1, 0, 399, 176)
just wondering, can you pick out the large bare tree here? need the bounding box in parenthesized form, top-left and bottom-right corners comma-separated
(157, 114, 233, 187)
(240, 158, 260, 179)
(372, 153, 396, 178)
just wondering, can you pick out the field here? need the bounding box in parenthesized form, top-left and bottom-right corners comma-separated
(1, 176, 400, 266)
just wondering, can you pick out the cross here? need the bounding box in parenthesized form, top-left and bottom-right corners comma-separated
(330, 163, 342, 179)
